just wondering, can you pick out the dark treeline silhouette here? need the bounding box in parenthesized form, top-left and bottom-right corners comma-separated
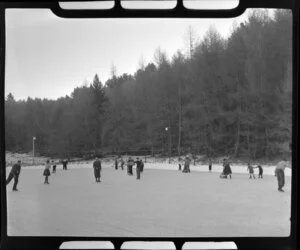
(5, 10, 292, 160)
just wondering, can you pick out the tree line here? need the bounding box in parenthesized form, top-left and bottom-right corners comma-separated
(5, 10, 292, 160)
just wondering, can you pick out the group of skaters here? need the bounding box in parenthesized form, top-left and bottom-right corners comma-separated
(177, 155, 290, 192)
(42, 159, 69, 184)
(92, 156, 145, 182)
(6, 155, 291, 193)
(5, 159, 69, 189)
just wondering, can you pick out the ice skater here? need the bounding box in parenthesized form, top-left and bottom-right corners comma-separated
(208, 158, 212, 172)
(120, 158, 125, 170)
(135, 157, 142, 180)
(52, 160, 56, 173)
(178, 163, 182, 171)
(247, 163, 255, 179)
(140, 159, 144, 173)
(43, 160, 51, 184)
(62, 159, 68, 170)
(254, 165, 263, 178)
(220, 158, 232, 179)
(6, 160, 22, 191)
(182, 155, 191, 173)
(274, 158, 290, 192)
(93, 157, 101, 183)
(115, 157, 118, 170)
(127, 157, 134, 175)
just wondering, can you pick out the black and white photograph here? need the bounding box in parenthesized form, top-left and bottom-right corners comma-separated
(4, 7, 292, 237)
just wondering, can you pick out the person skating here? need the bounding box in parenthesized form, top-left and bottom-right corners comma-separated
(274, 158, 290, 192)
(208, 158, 212, 172)
(93, 157, 102, 183)
(62, 159, 68, 170)
(178, 163, 182, 171)
(115, 157, 118, 170)
(222, 158, 232, 179)
(135, 157, 142, 180)
(140, 159, 144, 173)
(43, 160, 51, 184)
(127, 157, 134, 175)
(6, 160, 22, 191)
(247, 163, 255, 179)
(182, 155, 191, 173)
(120, 158, 125, 170)
(52, 160, 56, 173)
(254, 165, 263, 178)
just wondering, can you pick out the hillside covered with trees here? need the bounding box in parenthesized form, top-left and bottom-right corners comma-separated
(5, 10, 292, 160)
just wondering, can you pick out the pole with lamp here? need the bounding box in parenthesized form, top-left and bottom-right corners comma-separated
(32, 137, 36, 165)
(165, 127, 171, 164)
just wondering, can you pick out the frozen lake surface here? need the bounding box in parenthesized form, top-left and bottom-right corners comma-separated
(6, 166, 291, 237)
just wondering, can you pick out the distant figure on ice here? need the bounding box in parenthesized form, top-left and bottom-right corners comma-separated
(178, 163, 182, 171)
(208, 158, 212, 172)
(220, 158, 232, 179)
(6, 160, 22, 191)
(140, 159, 144, 172)
(127, 157, 134, 175)
(115, 157, 118, 170)
(135, 157, 142, 180)
(62, 159, 68, 170)
(254, 165, 263, 178)
(120, 158, 125, 170)
(43, 160, 51, 184)
(52, 160, 56, 173)
(93, 157, 102, 183)
(247, 163, 255, 179)
(182, 155, 191, 173)
(274, 158, 290, 192)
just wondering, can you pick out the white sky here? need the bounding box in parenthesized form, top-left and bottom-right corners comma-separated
(5, 8, 251, 100)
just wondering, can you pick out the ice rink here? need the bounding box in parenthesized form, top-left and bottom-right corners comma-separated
(6, 164, 291, 237)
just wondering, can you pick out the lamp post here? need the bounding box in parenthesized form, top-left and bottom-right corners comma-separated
(33, 137, 36, 165)
(165, 127, 171, 164)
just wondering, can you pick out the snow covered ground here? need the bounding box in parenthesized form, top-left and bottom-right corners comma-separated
(6, 166, 291, 237)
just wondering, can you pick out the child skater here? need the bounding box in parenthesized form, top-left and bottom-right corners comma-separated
(253, 165, 263, 178)
(43, 160, 51, 184)
(52, 160, 56, 173)
(247, 163, 255, 179)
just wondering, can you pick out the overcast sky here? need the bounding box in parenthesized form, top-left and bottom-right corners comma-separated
(5, 8, 251, 100)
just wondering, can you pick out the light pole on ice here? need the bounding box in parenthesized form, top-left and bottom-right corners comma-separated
(165, 127, 171, 164)
(32, 137, 36, 165)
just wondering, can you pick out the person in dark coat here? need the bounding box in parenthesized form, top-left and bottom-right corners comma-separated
(62, 159, 68, 170)
(6, 160, 22, 191)
(140, 159, 144, 173)
(274, 159, 290, 192)
(254, 165, 263, 178)
(135, 157, 142, 180)
(127, 157, 134, 175)
(93, 157, 102, 183)
(208, 158, 212, 172)
(182, 155, 191, 173)
(115, 157, 118, 170)
(247, 163, 255, 179)
(178, 163, 182, 171)
(43, 160, 51, 184)
(52, 160, 56, 173)
(222, 158, 232, 179)
(120, 158, 125, 170)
